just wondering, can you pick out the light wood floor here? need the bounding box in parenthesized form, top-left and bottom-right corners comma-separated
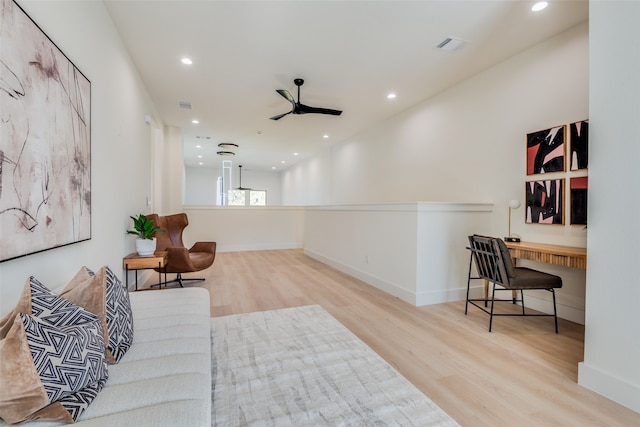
(141, 249, 640, 426)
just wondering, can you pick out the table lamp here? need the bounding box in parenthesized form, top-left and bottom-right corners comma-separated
(505, 199, 521, 242)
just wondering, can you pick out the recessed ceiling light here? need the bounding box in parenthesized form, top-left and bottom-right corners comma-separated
(197, 155, 202, 158)
(293, 152, 299, 156)
(323, 134, 329, 139)
(192, 119, 199, 124)
(198, 162, 203, 165)
(387, 93, 397, 99)
(272, 166, 276, 170)
(195, 145, 201, 148)
(531, 2, 548, 12)
(281, 160, 286, 164)
(181, 57, 193, 65)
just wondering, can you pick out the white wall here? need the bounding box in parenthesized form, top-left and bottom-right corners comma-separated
(281, 147, 332, 206)
(185, 166, 283, 206)
(183, 206, 304, 252)
(0, 0, 159, 314)
(289, 23, 589, 323)
(304, 203, 493, 305)
(578, 1, 640, 413)
(184, 167, 218, 205)
(328, 23, 589, 210)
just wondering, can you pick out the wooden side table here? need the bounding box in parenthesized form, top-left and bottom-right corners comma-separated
(123, 251, 168, 291)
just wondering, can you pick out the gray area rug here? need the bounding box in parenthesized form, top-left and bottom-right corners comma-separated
(211, 305, 459, 426)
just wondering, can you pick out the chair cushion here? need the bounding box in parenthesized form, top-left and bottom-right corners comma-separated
(511, 267, 563, 289)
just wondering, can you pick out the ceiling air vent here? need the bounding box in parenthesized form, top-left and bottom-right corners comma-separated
(436, 37, 465, 51)
(178, 101, 192, 109)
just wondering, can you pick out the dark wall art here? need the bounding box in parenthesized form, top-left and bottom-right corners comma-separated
(570, 120, 589, 171)
(0, 0, 91, 262)
(570, 177, 588, 225)
(526, 125, 566, 175)
(525, 179, 564, 225)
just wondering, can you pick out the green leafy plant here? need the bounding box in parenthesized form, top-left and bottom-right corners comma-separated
(126, 214, 165, 240)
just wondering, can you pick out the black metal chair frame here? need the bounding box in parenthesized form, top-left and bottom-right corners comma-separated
(465, 237, 559, 333)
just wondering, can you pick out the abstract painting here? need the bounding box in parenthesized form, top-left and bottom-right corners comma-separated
(0, 0, 91, 262)
(525, 179, 564, 224)
(570, 120, 589, 171)
(570, 177, 588, 225)
(526, 125, 566, 175)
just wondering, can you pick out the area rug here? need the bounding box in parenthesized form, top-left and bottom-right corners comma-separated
(211, 305, 459, 426)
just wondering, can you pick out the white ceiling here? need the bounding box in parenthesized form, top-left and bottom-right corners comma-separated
(104, 0, 588, 172)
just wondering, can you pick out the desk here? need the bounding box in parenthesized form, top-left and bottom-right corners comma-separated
(504, 241, 587, 269)
(482, 241, 587, 302)
(123, 251, 167, 291)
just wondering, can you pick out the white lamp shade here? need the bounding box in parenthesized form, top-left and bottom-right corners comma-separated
(509, 199, 521, 209)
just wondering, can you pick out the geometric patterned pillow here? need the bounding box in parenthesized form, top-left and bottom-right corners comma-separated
(20, 313, 108, 417)
(29, 277, 99, 328)
(61, 266, 134, 363)
(0, 278, 108, 424)
(103, 266, 134, 363)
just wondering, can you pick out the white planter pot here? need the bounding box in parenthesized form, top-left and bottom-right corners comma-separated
(136, 237, 157, 256)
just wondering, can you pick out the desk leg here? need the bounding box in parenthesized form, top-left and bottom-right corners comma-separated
(158, 262, 162, 289)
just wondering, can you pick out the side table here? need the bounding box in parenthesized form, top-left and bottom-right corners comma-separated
(123, 251, 168, 291)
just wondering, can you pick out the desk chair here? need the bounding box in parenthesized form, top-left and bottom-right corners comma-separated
(465, 234, 562, 332)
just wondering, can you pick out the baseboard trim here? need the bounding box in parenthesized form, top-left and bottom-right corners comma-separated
(579, 362, 640, 414)
(304, 249, 418, 305)
(218, 243, 303, 252)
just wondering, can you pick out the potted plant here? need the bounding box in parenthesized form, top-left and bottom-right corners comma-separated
(127, 214, 165, 256)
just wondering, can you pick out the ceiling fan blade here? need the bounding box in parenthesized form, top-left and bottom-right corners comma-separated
(276, 89, 296, 107)
(269, 111, 292, 121)
(298, 104, 343, 116)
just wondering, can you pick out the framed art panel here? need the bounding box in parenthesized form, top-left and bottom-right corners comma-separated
(570, 177, 588, 225)
(570, 120, 589, 171)
(525, 179, 564, 224)
(526, 125, 566, 175)
(0, 0, 91, 262)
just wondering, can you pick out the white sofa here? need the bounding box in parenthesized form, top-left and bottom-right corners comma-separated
(1, 287, 212, 427)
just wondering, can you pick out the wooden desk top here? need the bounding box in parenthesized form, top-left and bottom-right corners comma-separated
(504, 241, 586, 257)
(504, 241, 586, 269)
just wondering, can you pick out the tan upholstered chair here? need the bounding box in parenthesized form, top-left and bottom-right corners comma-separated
(147, 213, 216, 287)
(465, 234, 562, 332)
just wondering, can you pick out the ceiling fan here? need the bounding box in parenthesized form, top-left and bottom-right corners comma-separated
(270, 78, 343, 121)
